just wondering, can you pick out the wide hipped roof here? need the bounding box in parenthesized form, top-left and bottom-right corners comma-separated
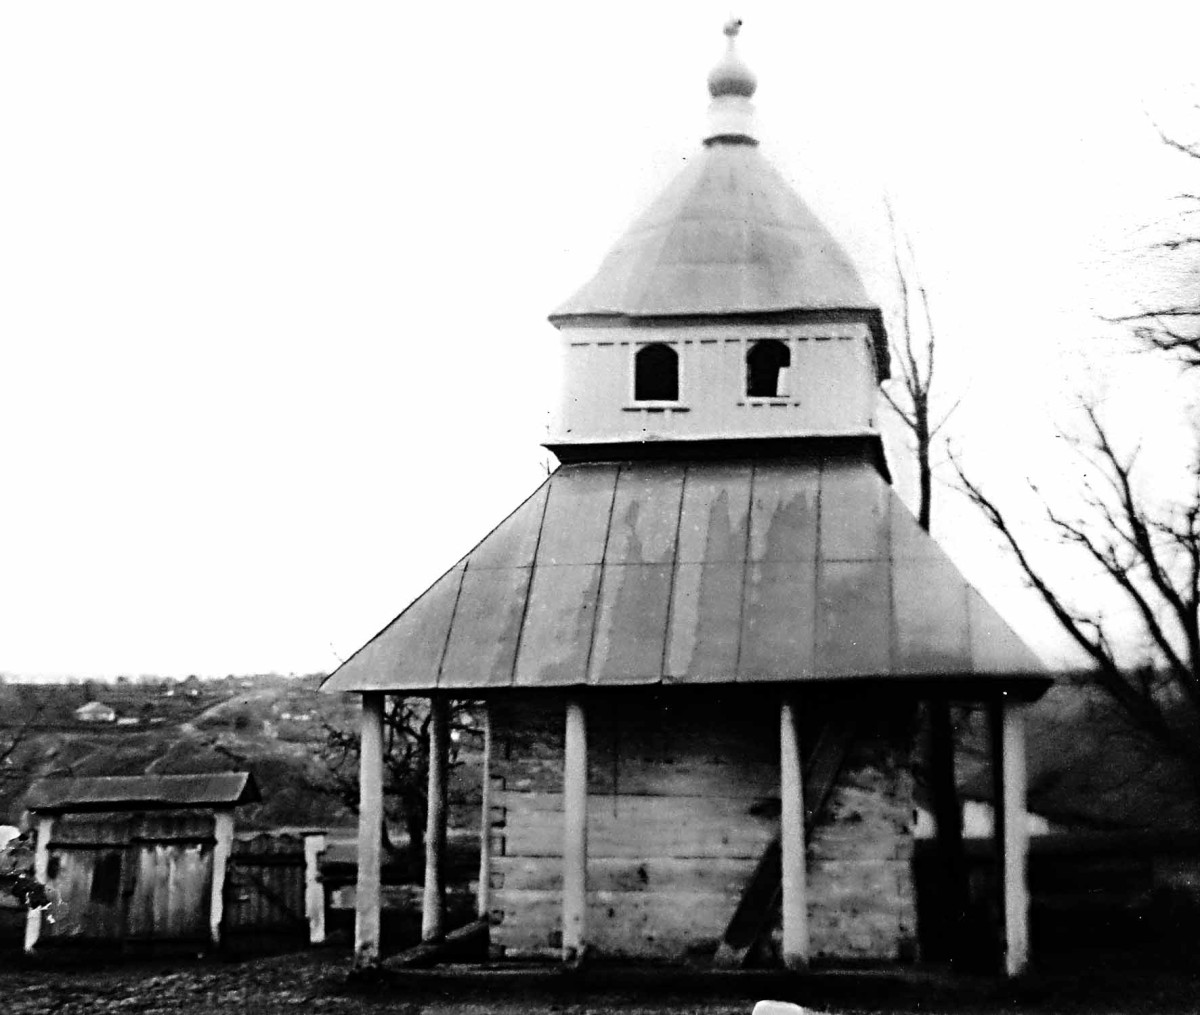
(26, 773, 260, 813)
(323, 451, 1047, 696)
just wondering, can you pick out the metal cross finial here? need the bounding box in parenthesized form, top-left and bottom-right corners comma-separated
(723, 17, 742, 38)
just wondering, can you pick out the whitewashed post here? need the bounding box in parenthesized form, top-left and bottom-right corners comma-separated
(23, 814, 54, 953)
(422, 696, 449, 941)
(304, 832, 327, 945)
(780, 695, 809, 969)
(562, 696, 588, 962)
(477, 703, 493, 922)
(999, 696, 1030, 977)
(209, 809, 235, 946)
(354, 692, 385, 968)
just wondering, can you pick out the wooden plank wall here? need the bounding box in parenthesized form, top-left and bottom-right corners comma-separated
(803, 713, 918, 962)
(43, 810, 216, 944)
(488, 692, 916, 963)
(490, 694, 776, 959)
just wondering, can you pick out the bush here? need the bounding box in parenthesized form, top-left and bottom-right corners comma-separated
(0, 832, 49, 910)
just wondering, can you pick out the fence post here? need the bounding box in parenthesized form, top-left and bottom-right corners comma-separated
(210, 809, 235, 947)
(304, 833, 328, 945)
(23, 815, 53, 953)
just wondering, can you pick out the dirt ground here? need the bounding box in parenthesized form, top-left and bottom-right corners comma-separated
(4, 947, 1200, 1015)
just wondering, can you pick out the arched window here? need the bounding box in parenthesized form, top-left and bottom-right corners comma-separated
(746, 339, 790, 398)
(634, 343, 679, 401)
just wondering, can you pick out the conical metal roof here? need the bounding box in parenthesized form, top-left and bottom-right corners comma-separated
(552, 143, 877, 320)
(552, 21, 882, 351)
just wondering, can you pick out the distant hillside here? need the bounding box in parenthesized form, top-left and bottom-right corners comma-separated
(0, 674, 364, 829)
(5, 673, 1193, 837)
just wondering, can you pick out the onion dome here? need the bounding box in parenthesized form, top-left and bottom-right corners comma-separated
(707, 18, 757, 99)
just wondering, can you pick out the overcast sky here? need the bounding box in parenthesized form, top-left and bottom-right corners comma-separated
(2, 2, 1198, 680)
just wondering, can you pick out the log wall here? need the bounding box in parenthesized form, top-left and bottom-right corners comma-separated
(803, 725, 918, 962)
(487, 691, 917, 963)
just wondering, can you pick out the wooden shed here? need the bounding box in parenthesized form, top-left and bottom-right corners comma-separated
(23, 772, 258, 952)
(322, 22, 1051, 975)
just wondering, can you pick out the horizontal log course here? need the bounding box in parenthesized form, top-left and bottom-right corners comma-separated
(499, 791, 773, 817)
(807, 908, 912, 960)
(497, 756, 778, 797)
(492, 888, 740, 958)
(502, 817, 774, 860)
(494, 855, 758, 894)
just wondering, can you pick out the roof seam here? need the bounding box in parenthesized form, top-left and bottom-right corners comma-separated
(732, 459, 757, 683)
(322, 474, 555, 692)
(434, 561, 468, 691)
(581, 464, 624, 686)
(508, 476, 555, 689)
(658, 462, 691, 683)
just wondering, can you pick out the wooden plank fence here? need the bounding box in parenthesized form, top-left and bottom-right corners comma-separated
(224, 833, 310, 942)
(26, 817, 327, 953)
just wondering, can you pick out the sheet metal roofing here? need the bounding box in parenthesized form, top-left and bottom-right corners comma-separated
(552, 25, 881, 338)
(552, 143, 877, 324)
(322, 450, 1047, 696)
(26, 773, 260, 813)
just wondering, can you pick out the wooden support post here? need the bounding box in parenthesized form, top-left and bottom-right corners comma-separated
(422, 695, 449, 942)
(304, 833, 328, 945)
(477, 703, 492, 922)
(779, 695, 809, 969)
(354, 691, 385, 969)
(23, 815, 53, 953)
(562, 696, 588, 963)
(929, 698, 968, 956)
(994, 696, 1030, 977)
(210, 809, 235, 947)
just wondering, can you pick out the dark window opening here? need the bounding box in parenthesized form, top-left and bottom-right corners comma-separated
(746, 339, 791, 397)
(634, 344, 679, 401)
(90, 850, 123, 905)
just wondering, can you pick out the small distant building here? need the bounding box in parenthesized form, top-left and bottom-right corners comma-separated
(23, 773, 259, 953)
(74, 700, 116, 723)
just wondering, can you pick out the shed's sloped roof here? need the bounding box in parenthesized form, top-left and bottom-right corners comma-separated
(323, 453, 1047, 695)
(552, 143, 876, 321)
(26, 772, 260, 813)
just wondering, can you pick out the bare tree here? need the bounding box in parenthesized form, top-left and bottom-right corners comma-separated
(1108, 114, 1200, 367)
(880, 201, 969, 955)
(952, 109, 1200, 807)
(314, 697, 479, 874)
(954, 405, 1200, 803)
(881, 199, 961, 532)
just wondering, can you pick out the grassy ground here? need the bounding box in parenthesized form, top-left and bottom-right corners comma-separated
(4, 947, 1200, 1015)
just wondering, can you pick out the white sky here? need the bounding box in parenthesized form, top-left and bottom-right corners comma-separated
(1, 2, 1198, 680)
